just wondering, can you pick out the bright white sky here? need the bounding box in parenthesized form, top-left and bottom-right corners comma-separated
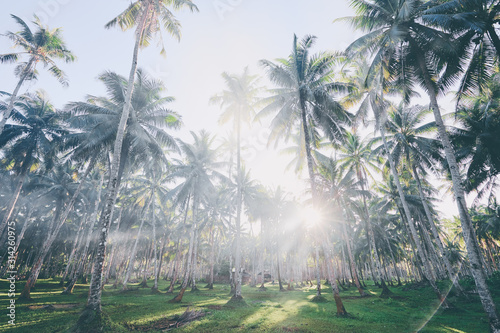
(0, 0, 461, 218)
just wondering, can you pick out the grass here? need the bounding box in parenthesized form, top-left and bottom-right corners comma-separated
(0, 278, 496, 332)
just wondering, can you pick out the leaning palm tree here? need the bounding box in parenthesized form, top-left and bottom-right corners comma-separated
(75, 68, 184, 331)
(210, 68, 261, 301)
(258, 34, 351, 314)
(0, 92, 66, 238)
(343, 0, 499, 328)
(0, 14, 75, 135)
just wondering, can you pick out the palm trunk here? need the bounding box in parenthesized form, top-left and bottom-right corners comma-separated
(233, 109, 244, 301)
(416, 52, 500, 330)
(0, 171, 27, 238)
(322, 243, 348, 316)
(206, 225, 215, 289)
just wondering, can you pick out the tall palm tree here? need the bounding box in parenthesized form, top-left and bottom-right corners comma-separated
(0, 15, 75, 135)
(344, 0, 499, 327)
(259, 34, 352, 301)
(210, 67, 261, 301)
(76, 2, 197, 326)
(0, 92, 66, 237)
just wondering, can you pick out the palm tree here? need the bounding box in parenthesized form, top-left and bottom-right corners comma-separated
(0, 92, 66, 238)
(259, 34, 352, 300)
(317, 158, 367, 296)
(375, 104, 464, 292)
(422, 0, 500, 99)
(76, 2, 197, 326)
(0, 15, 75, 135)
(344, 0, 499, 326)
(211, 67, 261, 301)
(169, 130, 225, 303)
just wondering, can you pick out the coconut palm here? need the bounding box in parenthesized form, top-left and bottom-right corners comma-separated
(259, 34, 351, 302)
(0, 15, 75, 135)
(169, 130, 225, 303)
(210, 67, 262, 301)
(422, 0, 500, 99)
(0, 92, 66, 237)
(77, 2, 197, 325)
(344, 0, 499, 326)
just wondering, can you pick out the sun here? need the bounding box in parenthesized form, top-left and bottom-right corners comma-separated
(299, 206, 323, 227)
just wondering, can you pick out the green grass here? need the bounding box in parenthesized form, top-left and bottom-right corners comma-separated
(0, 278, 495, 332)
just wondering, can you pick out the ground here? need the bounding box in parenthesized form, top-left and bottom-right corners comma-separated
(0, 278, 495, 332)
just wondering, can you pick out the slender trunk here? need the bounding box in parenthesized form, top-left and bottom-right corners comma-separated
(233, 109, 244, 300)
(415, 52, 500, 330)
(206, 225, 215, 289)
(0, 172, 27, 237)
(322, 243, 348, 316)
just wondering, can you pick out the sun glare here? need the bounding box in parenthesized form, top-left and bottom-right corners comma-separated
(300, 206, 323, 227)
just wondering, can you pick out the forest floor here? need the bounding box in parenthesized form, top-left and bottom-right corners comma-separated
(0, 276, 497, 332)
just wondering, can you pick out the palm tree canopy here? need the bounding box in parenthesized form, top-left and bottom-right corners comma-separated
(258, 34, 353, 146)
(0, 14, 75, 85)
(0, 91, 66, 174)
(105, 0, 198, 54)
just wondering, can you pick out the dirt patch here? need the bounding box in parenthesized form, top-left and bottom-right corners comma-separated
(28, 303, 80, 310)
(126, 308, 208, 331)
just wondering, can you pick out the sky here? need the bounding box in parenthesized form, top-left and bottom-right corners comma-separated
(0, 0, 462, 218)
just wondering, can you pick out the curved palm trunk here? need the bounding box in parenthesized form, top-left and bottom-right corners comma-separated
(380, 125, 448, 305)
(0, 171, 27, 238)
(78, 6, 151, 325)
(322, 243, 348, 316)
(416, 54, 500, 331)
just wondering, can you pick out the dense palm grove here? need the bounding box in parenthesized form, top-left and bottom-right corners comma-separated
(1, 0, 500, 331)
